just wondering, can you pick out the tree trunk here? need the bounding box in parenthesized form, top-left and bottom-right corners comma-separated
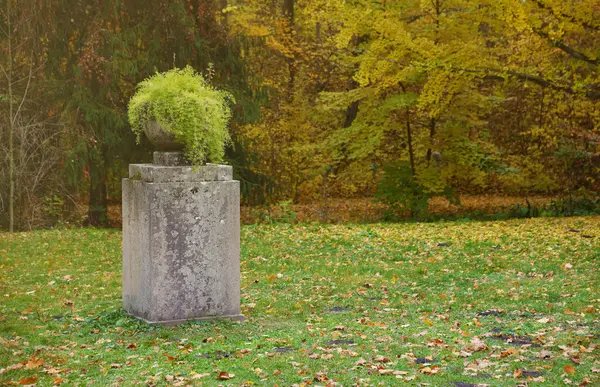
(405, 108, 415, 175)
(283, 0, 295, 101)
(87, 146, 108, 226)
(7, 0, 15, 232)
(283, 0, 294, 21)
(400, 83, 415, 175)
(426, 117, 436, 165)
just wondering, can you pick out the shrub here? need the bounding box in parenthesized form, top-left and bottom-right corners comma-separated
(376, 162, 459, 220)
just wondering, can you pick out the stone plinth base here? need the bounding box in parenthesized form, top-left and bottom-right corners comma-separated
(122, 154, 241, 324)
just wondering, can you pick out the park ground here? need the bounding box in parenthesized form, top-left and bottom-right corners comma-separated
(0, 217, 599, 386)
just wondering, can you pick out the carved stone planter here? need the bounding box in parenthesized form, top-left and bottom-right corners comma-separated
(143, 121, 184, 151)
(122, 152, 242, 324)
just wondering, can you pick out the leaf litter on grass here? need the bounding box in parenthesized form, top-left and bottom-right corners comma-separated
(0, 217, 599, 386)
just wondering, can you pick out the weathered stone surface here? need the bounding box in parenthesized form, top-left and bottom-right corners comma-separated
(122, 163, 242, 324)
(153, 151, 190, 166)
(129, 164, 233, 183)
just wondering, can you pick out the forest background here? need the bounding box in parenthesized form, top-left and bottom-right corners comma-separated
(1, 0, 599, 230)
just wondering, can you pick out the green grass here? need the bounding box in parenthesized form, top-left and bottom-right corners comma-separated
(1, 217, 599, 386)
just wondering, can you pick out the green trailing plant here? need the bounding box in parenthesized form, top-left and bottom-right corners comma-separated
(128, 66, 234, 165)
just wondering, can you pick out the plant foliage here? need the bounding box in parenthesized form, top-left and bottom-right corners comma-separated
(128, 66, 234, 165)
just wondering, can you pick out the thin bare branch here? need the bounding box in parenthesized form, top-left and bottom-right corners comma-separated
(534, 28, 598, 66)
(0, 63, 8, 82)
(12, 54, 34, 126)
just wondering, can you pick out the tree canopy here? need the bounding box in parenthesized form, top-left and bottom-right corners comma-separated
(1, 0, 599, 228)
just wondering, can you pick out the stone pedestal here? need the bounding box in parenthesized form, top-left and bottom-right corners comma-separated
(122, 152, 242, 324)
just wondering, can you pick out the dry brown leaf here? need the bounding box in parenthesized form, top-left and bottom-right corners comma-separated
(427, 338, 446, 347)
(501, 348, 517, 358)
(314, 372, 329, 382)
(420, 366, 440, 375)
(471, 337, 488, 352)
(217, 371, 235, 380)
(25, 357, 44, 370)
(19, 375, 39, 385)
(537, 350, 553, 359)
(3, 363, 24, 373)
(373, 355, 391, 363)
(564, 365, 576, 375)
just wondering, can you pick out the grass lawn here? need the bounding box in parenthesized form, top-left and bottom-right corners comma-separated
(1, 217, 599, 386)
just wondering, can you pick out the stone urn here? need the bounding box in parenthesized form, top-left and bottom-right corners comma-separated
(144, 121, 184, 151)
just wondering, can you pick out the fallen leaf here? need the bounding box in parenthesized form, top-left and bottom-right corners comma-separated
(217, 371, 234, 380)
(537, 350, 553, 359)
(314, 372, 329, 382)
(3, 363, 24, 373)
(501, 348, 517, 358)
(471, 337, 488, 352)
(420, 366, 440, 375)
(373, 355, 391, 363)
(19, 375, 38, 385)
(564, 365, 576, 375)
(25, 357, 44, 369)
